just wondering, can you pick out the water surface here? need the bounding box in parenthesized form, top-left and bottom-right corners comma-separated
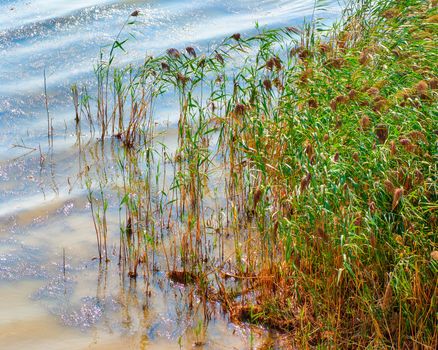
(0, 1, 340, 349)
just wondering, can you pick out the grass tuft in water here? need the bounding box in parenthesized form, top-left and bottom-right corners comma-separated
(74, 0, 437, 347)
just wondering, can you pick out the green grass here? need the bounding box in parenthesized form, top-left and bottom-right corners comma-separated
(77, 0, 437, 348)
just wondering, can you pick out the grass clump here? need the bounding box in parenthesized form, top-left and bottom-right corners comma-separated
(76, 0, 437, 348)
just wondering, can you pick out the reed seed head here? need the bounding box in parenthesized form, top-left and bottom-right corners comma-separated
(390, 140, 396, 155)
(360, 115, 371, 129)
(263, 79, 272, 91)
(352, 152, 359, 161)
(375, 124, 388, 143)
(286, 26, 301, 34)
(215, 52, 224, 64)
(161, 61, 170, 71)
(392, 187, 403, 210)
(198, 55, 206, 67)
(367, 87, 380, 96)
(359, 49, 371, 65)
(308, 98, 318, 109)
(185, 46, 197, 58)
(167, 48, 181, 59)
(369, 201, 376, 213)
(234, 103, 246, 116)
(300, 173, 311, 192)
(177, 72, 189, 87)
(319, 43, 330, 53)
(428, 77, 438, 89)
(384, 179, 395, 194)
(416, 80, 428, 94)
(231, 33, 241, 41)
(273, 77, 283, 91)
(325, 57, 345, 69)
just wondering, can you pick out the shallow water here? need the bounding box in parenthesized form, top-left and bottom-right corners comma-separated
(0, 1, 340, 349)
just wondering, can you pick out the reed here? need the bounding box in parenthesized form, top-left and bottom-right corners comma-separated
(74, 0, 437, 347)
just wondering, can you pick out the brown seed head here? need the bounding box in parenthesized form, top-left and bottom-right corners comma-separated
(359, 49, 371, 65)
(390, 140, 396, 155)
(348, 89, 357, 100)
(399, 138, 411, 146)
(215, 52, 224, 64)
(185, 46, 196, 58)
(319, 43, 330, 53)
(375, 124, 388, 143)
(176, 73, 189, 87)
(414, 169, 424, 184)
(373, 98, 388, 112)
(304, 140, 314, 159)
(360, 115, 371, 129)
(336, 95, 349, 104)
(273, 77, 283, 91)
(273, 56, 282, 70)
(265, 58, 274, 71)
(300, 173, 311, 192)
(167, 48, 181, 59)
(354, 212, 362, 227)
(298, 48, 310, 60)
(330, 95, 348, 111)
(367, 87, 380, 96)
(384, 179, 395, 194)
(392, 188, 403, 210)
(286, 26, 301, 34)
(330, 99, 337, 111)
(325, 57, 345, 69)
(399, 138, 414, 152)
(130, 10, 140, 17)
(369, 201, 376, 213)
(198, 55, 206, 68)
(428, 77, 438, 89)
(408, 131, 426, 142)
(308, 98, 318, 109)
(300, 68, 313, 83)
(161, 61, 170, 71)
(290, 46, 300, 57)
(352, 152, 359, 161)
(382, 8, 398, 19)
(234, 103, 246, 116)
(263, 79, 272, 91)
(231, 33, 241, 41)
(381, 281, 392, 310)
(416, 80, 428, 94)
(253, 189, 262, 209)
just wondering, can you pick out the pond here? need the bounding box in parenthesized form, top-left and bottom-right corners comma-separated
(0, 1, 340, 349)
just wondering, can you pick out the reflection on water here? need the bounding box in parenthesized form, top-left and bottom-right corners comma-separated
(0, 0, 340, 349)
(0, 192, 259, 349)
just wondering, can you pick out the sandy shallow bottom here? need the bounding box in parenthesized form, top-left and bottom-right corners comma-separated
(0, 134, 262, 350)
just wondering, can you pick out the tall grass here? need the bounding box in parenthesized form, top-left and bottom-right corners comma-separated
(74, 0, 437, 347)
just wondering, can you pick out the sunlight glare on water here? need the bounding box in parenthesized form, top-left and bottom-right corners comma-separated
(0, 1, 340, 349)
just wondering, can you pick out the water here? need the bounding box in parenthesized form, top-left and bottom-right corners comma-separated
(0, 1, 340, 349)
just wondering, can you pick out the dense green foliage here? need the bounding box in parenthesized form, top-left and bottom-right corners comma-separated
(79, 0, 437, 347)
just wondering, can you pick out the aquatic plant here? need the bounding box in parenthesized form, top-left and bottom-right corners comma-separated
(74, 0, 438, 347)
